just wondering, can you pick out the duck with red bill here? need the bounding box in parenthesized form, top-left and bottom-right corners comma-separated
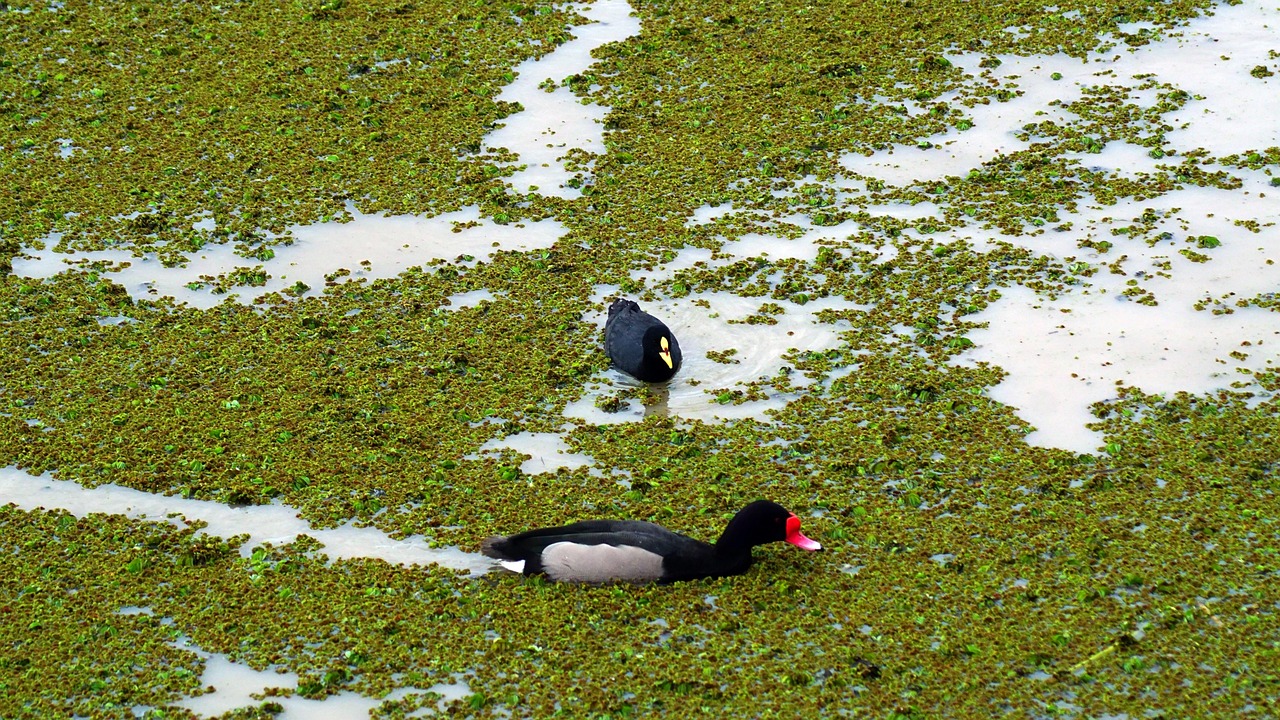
(481, 500, 823, 584)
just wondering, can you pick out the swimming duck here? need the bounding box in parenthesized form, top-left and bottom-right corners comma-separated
(604, 298, 682, 383)
(480, 500, 822, 584)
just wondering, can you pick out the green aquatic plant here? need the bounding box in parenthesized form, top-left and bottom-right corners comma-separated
(2, 0, 1277, 717)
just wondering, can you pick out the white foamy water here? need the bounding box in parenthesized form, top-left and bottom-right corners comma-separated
(11, 207, 565, 309)
(484, 0, 642, 197)
(0, 466, 495, 574)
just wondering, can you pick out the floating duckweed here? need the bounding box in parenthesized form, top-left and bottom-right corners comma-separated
(2, 0, 1275, 717)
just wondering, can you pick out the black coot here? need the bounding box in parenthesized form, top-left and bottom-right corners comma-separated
(604, 298, 682, 383)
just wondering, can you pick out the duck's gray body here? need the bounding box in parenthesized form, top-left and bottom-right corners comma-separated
(480, 501, 821, 584)
(482, 520, 719, 584)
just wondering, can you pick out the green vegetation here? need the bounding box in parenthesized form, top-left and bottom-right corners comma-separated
(1, 0, 1276, 718)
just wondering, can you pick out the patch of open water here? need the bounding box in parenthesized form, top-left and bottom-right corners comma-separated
(484, 0, 642, 197)
(163, 631, 469, 719)
(11, 206, 565, 310)
(3, 0, 1279, 713)
(566, 281, 857, 424)
(473, 430, 596, 475)
(847, 0, 1280, 452)
(0, 466, 495, 574)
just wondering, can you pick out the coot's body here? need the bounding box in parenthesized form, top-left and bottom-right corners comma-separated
(604, 299, 682, 383)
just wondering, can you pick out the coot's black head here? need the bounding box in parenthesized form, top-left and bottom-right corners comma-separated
(717, 500, 823, 552)
(640, 325, 682, 382)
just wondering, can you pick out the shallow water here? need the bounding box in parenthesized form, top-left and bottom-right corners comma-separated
(566, 284, 855, 424)
(949, 170, 1280, 451)
(484, 0, 642, 197)
(0, 466, 495, 574)
(168, 631, 469, 719)
(10, 206, 566, 310)
(9, 4, 640, 312)
(957, 277, 1278, 452)
(3, 0, 1278, 715)
(843, 0, 1280, 451)
(475, 430, 596, 475)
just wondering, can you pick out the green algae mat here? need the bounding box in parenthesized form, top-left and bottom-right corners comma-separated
(2, 0, 1278, 717)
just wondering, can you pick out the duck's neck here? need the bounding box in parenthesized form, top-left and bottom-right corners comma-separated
(713, 517, 758, 559)
(662, 537, 749, 582)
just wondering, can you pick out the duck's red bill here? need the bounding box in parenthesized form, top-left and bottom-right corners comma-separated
(786, 515, 823, 551)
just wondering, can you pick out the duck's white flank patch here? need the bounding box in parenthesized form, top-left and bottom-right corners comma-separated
(498, 559, 526, 574)
(542, 542, 665, 583)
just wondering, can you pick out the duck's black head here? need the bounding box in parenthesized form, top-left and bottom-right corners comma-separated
(640, 326, 682, 382)
(716, 500, 823, 553)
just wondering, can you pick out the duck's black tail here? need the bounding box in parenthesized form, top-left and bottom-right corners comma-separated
(480, 536, 517, 560)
